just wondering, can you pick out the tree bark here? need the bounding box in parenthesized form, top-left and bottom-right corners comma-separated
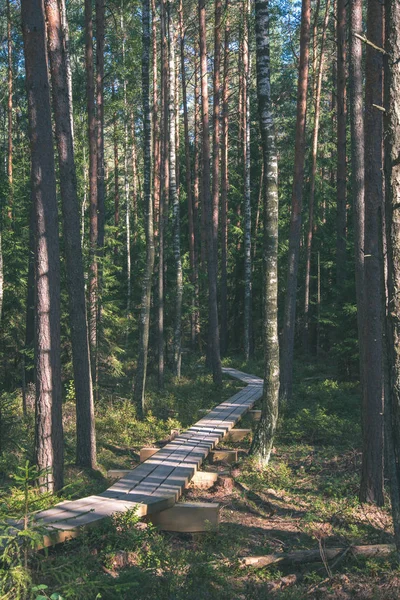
(251, 0, 280, 467)
(336, 0, 347, 289)
(384, 0, 400, 552)
(303, 0, 330, 352)
(243, 0, 252, 361)
(199, 0, 222, 385)
(360, 0, 385, 506)
(22, 0, 64, 492)
(220, 0, 230, 357)
(45, 0, 96, 469)
(168, 3, 183, 378)
(179, 0, 198, 350)
(349, 0, 365, 413)
(134, 0, 155, 411)
(280, 0, 311, 401)
(7, 0, 13, 221)
(152, 0, 161, 230)
(85, 0, 98, 392)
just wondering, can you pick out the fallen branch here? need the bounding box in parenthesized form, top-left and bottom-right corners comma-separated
(241, 544, 395, 569)
(233, 480, 275, 516)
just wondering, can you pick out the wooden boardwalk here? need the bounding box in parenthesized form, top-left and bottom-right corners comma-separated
(34, 368, 263, 545)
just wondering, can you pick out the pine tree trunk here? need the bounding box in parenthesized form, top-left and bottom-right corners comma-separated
(21, 0, 64, 492)
(152, 0, 161, 230)
(168, 3, 183, 378)
(360, 0, 385, 506)
(59, 0, 74, 142)
(220, 0, 230, 357)
(45, 0, 96, 469)
(303, 0, 330, 352)
(179, 0, 198, 350)
(199, 0, 222, 385)
(121, 7, 131, 338)
(383, 0, 400, 551)
(7, 0, 12, 221)
(158, 0, 168, 389)
(349, 0, 365, 403)
(243, 0, 252, 361)
(134, 0, 155, 411)
(85, 0, 98, 392)
(95, 0, 105, 389)
(336, 0, 347, 289)
(251, 0, 279, 467)
(113, 82, 120, 257)
(280, 0, 311, 401)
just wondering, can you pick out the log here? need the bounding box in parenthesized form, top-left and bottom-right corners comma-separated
(241, 544, 396, 569)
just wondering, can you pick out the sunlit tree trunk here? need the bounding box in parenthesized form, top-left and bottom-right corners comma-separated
(199, 0, 222, 385)
(22, 0, 64, 492)
(134, 0, 155, 411)
(349, 0, 365, 403)
(220, 0, 230, 357)
(280, 0, 311, 401)
(113, 82, 120, 257)
(45, 0, 96, 469)
(7, 0, 12, 222)
(251, 0, 279, 467)
(168, 3, 183, 378)
(243, 0, 252, 361)
(152, 0, 161, 229)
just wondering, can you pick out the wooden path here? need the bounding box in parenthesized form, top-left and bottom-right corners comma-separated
(34, 368, 263, 545)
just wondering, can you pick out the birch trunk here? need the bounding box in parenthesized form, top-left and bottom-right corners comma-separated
(168, 3, 183, 378)
(251, 0, 279, 467)
(243, 0, 252, 360)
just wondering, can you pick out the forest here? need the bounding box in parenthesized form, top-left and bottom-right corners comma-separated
(1, 0, 400, 597)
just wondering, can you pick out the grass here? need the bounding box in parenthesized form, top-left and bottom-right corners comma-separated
(0, 355, 398, 599)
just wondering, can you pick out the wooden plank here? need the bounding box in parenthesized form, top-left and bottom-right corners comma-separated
(107, 469, 130, 478)
(209, 450, 238, 464)
(248, 410, 261, 421)
(140, 447, 159, 462)
(225, 429, 252, 442)
(148, 502, 220, 532)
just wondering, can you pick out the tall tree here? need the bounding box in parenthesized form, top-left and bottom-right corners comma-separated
(348, 0, 365, 406)
(168, 3, 183, 378)
(280, 0, 311, 401)
(199, 0, 222, 385)
(21, 0, 64, 492)
(152, 0, 161, 229)
(336, 0, 347, 288)
(220, 0, 230, 356)
(251, 0, 279, 466)
(243, 0, 252, 360)
(179, 0, 198, 350)
(7, 0, 13, 221)
(303, 0, 330, 350)
(384, 0, 400, 551)
(360, 0, 385, 506)
(85, 0, 98, 387)
(134, 0, 155, 410)
(45, 0, 96, 469)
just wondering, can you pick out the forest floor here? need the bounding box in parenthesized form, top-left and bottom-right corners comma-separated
(1, 357, 399, 599)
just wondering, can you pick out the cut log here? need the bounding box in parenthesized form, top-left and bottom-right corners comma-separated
(241, 544, 396, 569)
(148, 502, 220, 532)
(140, 447, 159, 462)
(225, 429, 252, 442)
(209, 449, 238, 464)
